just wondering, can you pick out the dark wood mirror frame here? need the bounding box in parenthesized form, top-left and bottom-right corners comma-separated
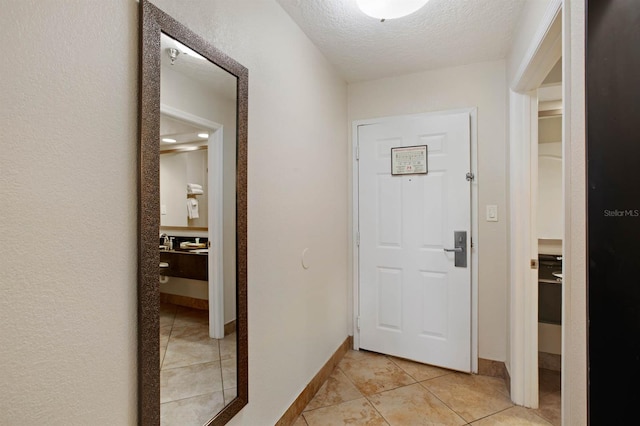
(138, 1, 248, 424)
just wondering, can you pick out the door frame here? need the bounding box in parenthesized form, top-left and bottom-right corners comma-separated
(160, 104, 225, 339)
(507, 0, 562, 408)
(351, 108, 479, 373)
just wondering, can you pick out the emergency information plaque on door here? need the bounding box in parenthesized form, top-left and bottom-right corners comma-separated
(391, 145, 428, 175)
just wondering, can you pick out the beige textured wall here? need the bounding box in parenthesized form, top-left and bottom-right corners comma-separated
(348, 60, 509, 362)
(1, 0, 349, 424)
(0, 1, 138, 423)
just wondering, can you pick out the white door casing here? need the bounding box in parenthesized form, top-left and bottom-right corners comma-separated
(208, 126, 225, 340)
(355, 111, 475, 372)
(160, 104, 225, 339)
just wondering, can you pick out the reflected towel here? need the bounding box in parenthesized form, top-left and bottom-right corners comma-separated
(187, 188, 204, 195)
(187, 183, 202, 191)
(187, 198, 199, 219)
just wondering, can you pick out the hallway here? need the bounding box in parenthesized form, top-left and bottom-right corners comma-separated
(295, 350, 560, 425)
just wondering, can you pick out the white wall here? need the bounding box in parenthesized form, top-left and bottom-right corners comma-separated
(348, 60, 508, 362)
(1, 0, 348, 425)
(160, 151, 200, 227)
(148, 0, 351, 424)
(507, 0, 555, 85)
(537, 141, 562, 239)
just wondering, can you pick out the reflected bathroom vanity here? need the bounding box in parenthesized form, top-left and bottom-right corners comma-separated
(159, 239, 208, 282)
(139, 1, 248, 425)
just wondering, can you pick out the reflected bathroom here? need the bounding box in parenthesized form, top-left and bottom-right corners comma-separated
(535, 58, 563, 424)
(157, 32, 238, 425)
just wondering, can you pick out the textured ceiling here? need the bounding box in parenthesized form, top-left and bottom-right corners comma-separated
(276, 0, 526, 82)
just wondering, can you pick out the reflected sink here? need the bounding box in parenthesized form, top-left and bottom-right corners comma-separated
(190, 249, 208, 254)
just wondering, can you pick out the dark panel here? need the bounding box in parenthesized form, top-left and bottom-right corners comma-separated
(587, 0, 640, 423)
(159, 251, 208, 281)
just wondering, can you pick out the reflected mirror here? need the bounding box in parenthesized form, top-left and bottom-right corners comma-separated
(139, 2, 248, 425)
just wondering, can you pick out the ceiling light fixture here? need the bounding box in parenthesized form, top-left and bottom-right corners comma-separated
(356, 0, 429, 21)
(197, 133, 209, 139)
(162, 138, 177, 143)
(166, 48, 180, 65)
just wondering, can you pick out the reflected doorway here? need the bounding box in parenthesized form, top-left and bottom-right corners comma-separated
(157, 31, 238, 425)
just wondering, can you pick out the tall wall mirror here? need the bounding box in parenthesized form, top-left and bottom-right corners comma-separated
(139, 1, 248, 425)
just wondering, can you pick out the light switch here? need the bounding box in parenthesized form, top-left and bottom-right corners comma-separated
(161, 204, 167, 215)
(486, 205, 498, 222)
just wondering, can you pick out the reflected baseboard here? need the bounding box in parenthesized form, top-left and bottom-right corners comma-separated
(160, 292, 208, 311)
(224, 320, 236, 336)
(276, 336, 352, 426)
(539, 351, 562, 372)
(159, 293, 237, 336)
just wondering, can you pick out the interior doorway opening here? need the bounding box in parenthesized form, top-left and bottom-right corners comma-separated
(507, 1, 563, 416)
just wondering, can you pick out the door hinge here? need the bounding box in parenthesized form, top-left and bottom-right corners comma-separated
(470, 237, 474, 248)
(357, 316, 361, 331)
(356, 231, 360, 247)
(466, 172, 474, 181)
(531, 259, 538, 269)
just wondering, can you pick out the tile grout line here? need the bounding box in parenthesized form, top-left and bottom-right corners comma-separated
(339, 352, 414, 425)
(160, 305, 178, 371)
(347, 351, 470, 424)
(414, 377, 469, 422)
(160, 389, 226, 405)
(160, 304, 235, 416)
(300, 350, 559, 425)
(380, 355, 469, 425)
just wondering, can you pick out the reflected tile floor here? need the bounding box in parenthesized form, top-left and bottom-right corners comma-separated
(160, 303, 237, 426)
(296, 350, 561, 426)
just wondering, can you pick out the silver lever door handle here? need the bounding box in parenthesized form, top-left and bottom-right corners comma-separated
(445, 231, 467, 267)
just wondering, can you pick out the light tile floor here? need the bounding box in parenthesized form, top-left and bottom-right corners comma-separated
(160, 303, 237, 426)
(296, 350, 561, 426)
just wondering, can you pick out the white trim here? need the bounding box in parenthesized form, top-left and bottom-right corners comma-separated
(160, 104, 225, 339)
(351, 108, 479, 373)
(352, 123, 361, 351)
(538, 84, 563, 103)
(562, 0, 587, 423)
(208, 128, 225, 340)
(161, 104, 222, 131)
(508, 90, 532, 405)
(511, 0, 563, 92)
(469, 108, 479, 374)
(527, 93, 540, 407)
(507, 0, 562, 409)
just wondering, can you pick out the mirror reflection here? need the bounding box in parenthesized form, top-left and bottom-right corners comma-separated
(158, 33, 238, 425)
(160, 115, 211, 229)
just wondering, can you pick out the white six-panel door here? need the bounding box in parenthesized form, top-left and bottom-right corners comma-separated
(357, 112, 472, 372)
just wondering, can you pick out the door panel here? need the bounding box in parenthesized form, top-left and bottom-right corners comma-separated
(358, 112, 471, 372)
(587, 1, 640, 421)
